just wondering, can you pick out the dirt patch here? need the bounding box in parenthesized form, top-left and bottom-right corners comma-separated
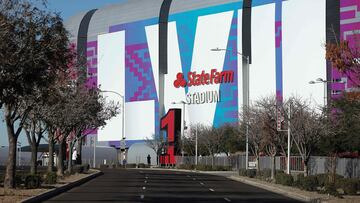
(229, 175, 360, 203)
(0, 169, 98, 203)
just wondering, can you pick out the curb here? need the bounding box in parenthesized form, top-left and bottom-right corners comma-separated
(228, 176, 320, 203)
(21, 171, 103, 203)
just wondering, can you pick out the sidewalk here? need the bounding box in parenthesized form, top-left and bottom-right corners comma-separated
(218, 172, 360, 203)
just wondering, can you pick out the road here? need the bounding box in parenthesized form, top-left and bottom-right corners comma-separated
(44, 169, 302, 203)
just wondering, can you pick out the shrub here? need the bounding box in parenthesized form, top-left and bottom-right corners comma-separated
(196, 165, 212, 171)
(239, 169, 247, 176)
(25, 174, 42, 189)
(211, 165, 229, 171)
(15, 174, 24, 187)
(294, 173, 304, 187)
(340, 178, 358, 195)
(125, 164, 137, 168)
(300, 175, 318, 191)
(72, 165, 85, 174)
(99, 164, 109, 170)
(43, 172, 57, 184)
(275, 173, 294, 186)
(316, 174, 330, 187)
(138, 163, 146, 168)
(83, 164, 90, 172)
(257, 169, 271, 180)
(177, 164, 195, 170)
(0, 174, 4, 183)
(246, 169, 257, 178)
(320, 182, 342, 197)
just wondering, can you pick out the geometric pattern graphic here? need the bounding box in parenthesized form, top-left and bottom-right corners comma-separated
(332, 0, 360, 97)
(86, 40, 98, 88)
(213, 10, 239, 127)
(110, 19, 160, 141)
(275, 0, 283, 103)
(125, 43, 157, 102)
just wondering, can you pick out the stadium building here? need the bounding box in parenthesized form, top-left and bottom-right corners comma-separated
(64, 0, 357, 164)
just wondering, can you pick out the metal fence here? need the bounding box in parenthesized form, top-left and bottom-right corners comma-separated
(175, 155, 360, 178)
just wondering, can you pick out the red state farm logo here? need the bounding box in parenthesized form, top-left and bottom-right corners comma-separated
(173, 69, 234, 88)
(173, 73, 187, 88)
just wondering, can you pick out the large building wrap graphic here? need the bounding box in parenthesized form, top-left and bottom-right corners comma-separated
(332, 0, 360, 97)
(65, 0, 342, 149)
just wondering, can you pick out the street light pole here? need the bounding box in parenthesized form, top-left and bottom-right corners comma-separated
(244, 55, 250, 170)
(211, 48, 250, 169)
(309, 78, 333, 107)
(276, 102, 291, 174)
(93, 136, 96, 168)
(195, 125, 198, 166)
(287, 104, 291, 174)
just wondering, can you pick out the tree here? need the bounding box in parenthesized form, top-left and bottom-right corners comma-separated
(219, 123, 243, 155)
(325, 40, 360, 182)
(23, 110, 47, 175)
(0, 0, 73, 188)
(239, 104, 265, 172)
(326, 41, 360, 87)
(254, 96, 284, 179)
(145, 134, 165, 166)
(286, 97, 323, 176)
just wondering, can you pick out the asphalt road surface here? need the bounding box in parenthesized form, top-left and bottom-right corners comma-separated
(44, 169, 303, 203)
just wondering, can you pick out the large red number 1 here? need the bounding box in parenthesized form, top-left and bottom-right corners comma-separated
(160, 108, 181, 165)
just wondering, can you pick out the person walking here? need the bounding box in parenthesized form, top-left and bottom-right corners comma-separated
(72, 148, 77, 166)
(147, 154, 151, 166)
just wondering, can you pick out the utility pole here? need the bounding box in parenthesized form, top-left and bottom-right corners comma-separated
(195, 125, 198, 166)
(93, 135, 96, 168)
(287, 104, 291, 174)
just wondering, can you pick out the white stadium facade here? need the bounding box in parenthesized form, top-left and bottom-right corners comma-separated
(64, 0, 358, 164)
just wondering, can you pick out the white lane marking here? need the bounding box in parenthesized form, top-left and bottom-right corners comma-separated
(224, 197, 231, 202)
(142, 186, 146, 190)
(209, 188, 215, 192)
(144, 180, 147, 183)
(140, 195, 144, 199)
(200, 182, 204, 185)
(145, 176, 149, 179)
(193, 178, 196, 180)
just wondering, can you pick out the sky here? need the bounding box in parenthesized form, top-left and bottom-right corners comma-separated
(0, 0, 127, 147)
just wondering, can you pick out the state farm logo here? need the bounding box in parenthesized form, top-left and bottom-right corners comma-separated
(173, 73, 187, 88)
(173, 69, 234, 88)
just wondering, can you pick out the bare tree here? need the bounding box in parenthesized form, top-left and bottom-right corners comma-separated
(255, 96, 285, 179)
(0, 0, 73, 188)
(285, 97, 323, 176)
(145, 134, 165, 166)
(239, 104, 265, 172)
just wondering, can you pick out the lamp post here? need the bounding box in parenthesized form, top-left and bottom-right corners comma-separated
(211, 47, 250, 169)
(100, 90, 125, 166)
(195, 124, 198, 166)
(309, 78, 331, 106)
